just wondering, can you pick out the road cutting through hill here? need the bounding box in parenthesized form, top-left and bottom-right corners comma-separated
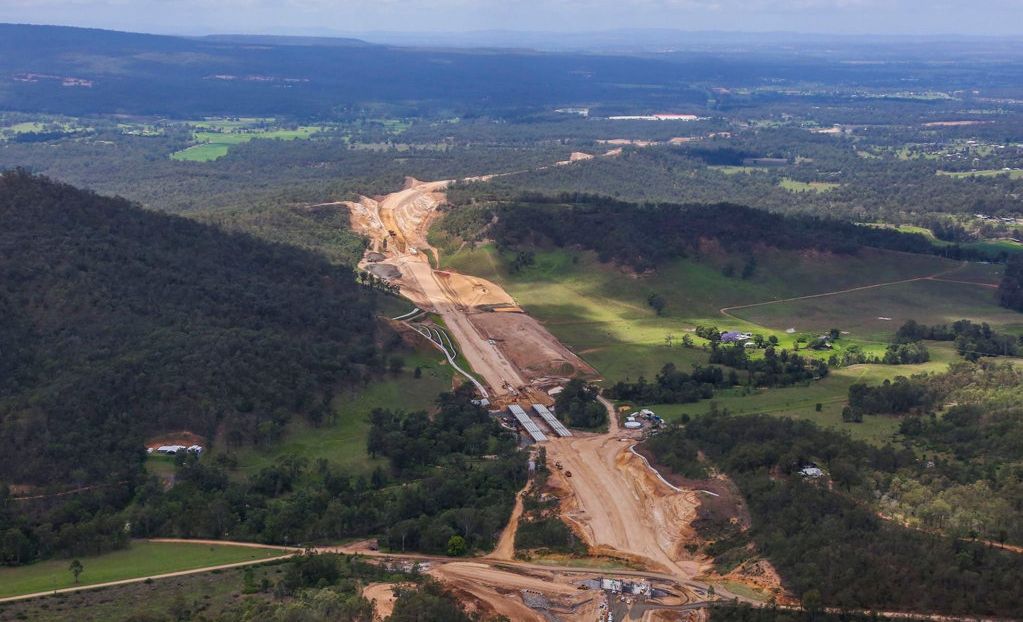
(342, 173, 738, 613)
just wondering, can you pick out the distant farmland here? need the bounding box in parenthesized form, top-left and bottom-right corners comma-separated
(170, 126, 324, 162)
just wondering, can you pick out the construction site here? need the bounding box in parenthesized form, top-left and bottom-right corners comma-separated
(344, 176, 763, 621)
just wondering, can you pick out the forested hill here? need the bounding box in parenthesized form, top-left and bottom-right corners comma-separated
(446, 193, 968, 271)
(0, 171, 379, 489)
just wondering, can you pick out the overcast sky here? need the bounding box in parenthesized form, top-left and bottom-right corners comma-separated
(2, 0, 1023, 37)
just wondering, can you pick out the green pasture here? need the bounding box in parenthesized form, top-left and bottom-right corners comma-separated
(863, 223, 1022, 258)
(223, 349, 453, 476)
(732, 277, 1021, 341)
(442, 244, 977, 378)
(170, 126, 324, 161)
(442, 241, 1023, 445)
(0, 541, 283, 599)
(643, 342, 960, 445)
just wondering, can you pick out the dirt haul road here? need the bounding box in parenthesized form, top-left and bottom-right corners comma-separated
(546, 400, 704, 579)
(345, 177, 593, 401)
(430, 562, 600, 622)
(343, 175, 729, 610)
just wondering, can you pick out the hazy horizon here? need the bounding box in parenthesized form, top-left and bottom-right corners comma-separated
(2, 0, 1023, 39)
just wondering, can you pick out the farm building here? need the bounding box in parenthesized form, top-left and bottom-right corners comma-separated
(720, 331, 752, 343)
(799, 465, 824, 478)
(154, 444, 204, 455)
(156, 445, 187, 454)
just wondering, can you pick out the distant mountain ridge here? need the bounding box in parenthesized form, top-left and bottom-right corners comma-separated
(0, 22, 707, 118)
(200, 33, 375, 48)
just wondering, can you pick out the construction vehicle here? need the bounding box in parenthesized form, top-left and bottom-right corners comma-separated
(554, 461, 563, 470)
(565, 470, 572, 478)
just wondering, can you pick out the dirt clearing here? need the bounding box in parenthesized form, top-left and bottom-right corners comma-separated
(362, 582, 408, 620)
(471, 312, 596, 380)
(545, 409, 704, 579)
(429, 562, 600, 622)
(343, 177, 594, 401)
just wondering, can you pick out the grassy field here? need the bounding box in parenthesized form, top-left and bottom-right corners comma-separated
(732, 277, 1022, 341)
(144, 453, 177, 481)
(0, 560, 283, 621)
(442, 241, 1023, 444)
(708, 165, 764, 175)
(223, 348, 453, 476)
(778, 178, 840, 193)
(865, 223, 1023, 258)
(170, 126, 324, 161)
(0, 542, 284, 599)
(938, 169, 1023, 180)
(442, 244, 982, 379)
(643, 342, 961, 444)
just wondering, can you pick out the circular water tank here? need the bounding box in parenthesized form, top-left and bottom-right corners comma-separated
(624, 421, 642, 429)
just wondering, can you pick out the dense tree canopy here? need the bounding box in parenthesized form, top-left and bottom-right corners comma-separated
(646, 414, 1023, 616)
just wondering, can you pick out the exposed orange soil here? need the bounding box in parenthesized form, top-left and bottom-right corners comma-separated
(489, 480, 530, 561)
(344, 178, 593, 401)
(543, 404, 707, 582)
(362, 582, 407, 620)
(145, 430, 205, 450)
(429, 562, 600, 622)
(340, 171, 753, 608)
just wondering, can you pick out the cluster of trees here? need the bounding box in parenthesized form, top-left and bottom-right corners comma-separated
(514, 458, 586, 556)
(709, 345, 829, 387)
(847, 376, 935, 417)
(998, 253, 1023, 312)
(367, 387, 515, 472)
(553, 379, 608, 429)
(605, 363, 735, 404)
(894, 319, 1020, 360)
(880, 342, 931, 364)
(841, 362, 1023, 545)
(645, 414, 1023, 616)
(824, 342, 928, 368)
(710, 605, 921, 622)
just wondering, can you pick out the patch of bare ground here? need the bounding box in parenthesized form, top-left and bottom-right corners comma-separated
(361, 582, 409, 621)
(721, 559, 794, 605)
(489, 480, 530, 561)
(545, 421, 705, 579)
(429, 562, 599, 622)
(923, 120, 988, 127)
(644, 609, 708, 622)
(470, 312, 597, 380)
(630, 444, 792, 602)
(556, 151, 595, 166)
(144, 430, 205, 450)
